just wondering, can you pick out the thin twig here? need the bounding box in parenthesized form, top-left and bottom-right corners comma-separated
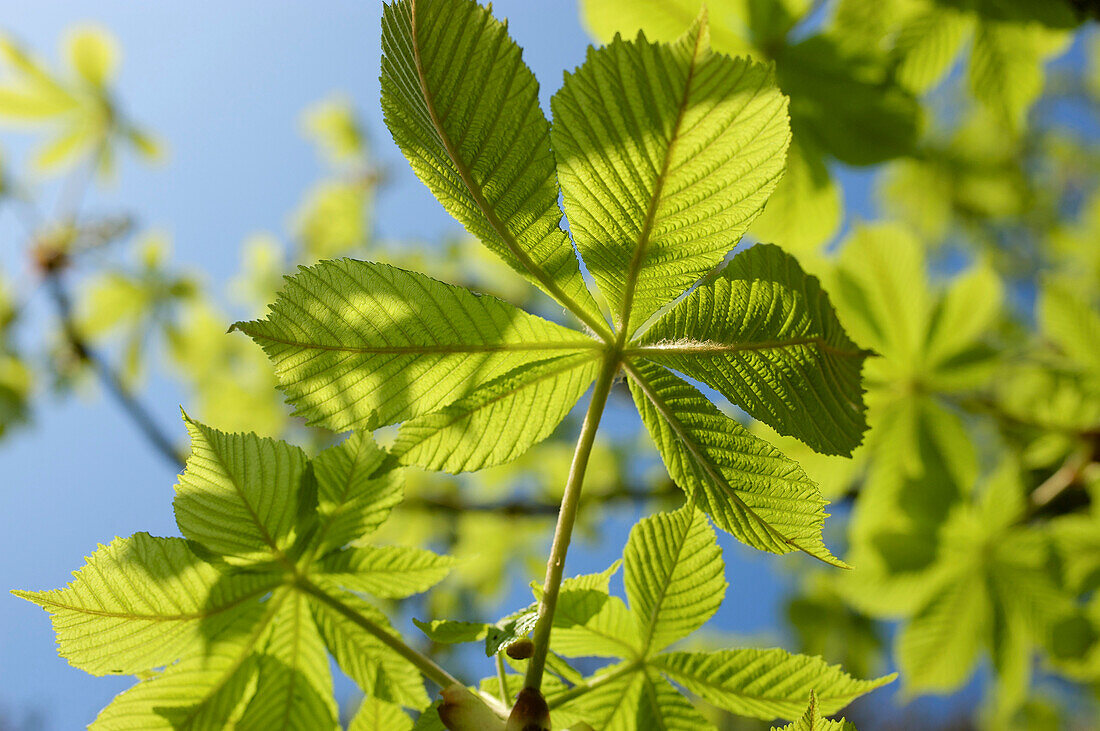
(399, 479, 679, 517)
(32, 142, 185, 471)
(44, 271, 185, 470)
(1031, 445, 1092, 509)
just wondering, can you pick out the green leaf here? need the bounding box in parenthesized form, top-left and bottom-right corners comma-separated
(771, 690, 858, 731)
(828, 223, 930, 365)
(379, 0, 606, 333)
(921, 261, 1003, 391)
(485, 605, 539, 656)
(318, 545, 455, 599)
(350, 698, 414, 731)
(0, 86, 76, 119)
(749, 136, 843, 253)
(90, 599, 274, 730)
(410, 701, 447, 731)
(533, 562, 640, 658)
(635, 243, 869, 456)
(551, 13, 790, 334)
(33, 123, 94, 172)
(310, 432, 403, 556)
(626, 360, 843, 565)
(233, 260, 598, 431)
(173, 415, 308, 564)
(390, 352, 601, 473)
(549, 587, 642, 659)
(556, 663, 715, 731)
(237, 591, 338, 730)
(13, 533, 277, 676)
(0, 37, 78, 120)
(1039, 279, 1100, 377)
(892, 7, 972, 94)
(651, 648, 894, 720)
(776, 35, 920, 166)
(940, 0, 1077, 27)
(65, 26, 119, 88)
(579, 0, 757, 57)
(412, 618, 490, 644)
(92, 653, 260, 730)
(309, 586, 430, 710)
(624, 507, 726, 655)
(125, 126, 164, 160)
(1051, 512, 1100, 593)
(969, 21, 1068, 131)
(303, 95, 365, 165)
(896, 571, 989, 694)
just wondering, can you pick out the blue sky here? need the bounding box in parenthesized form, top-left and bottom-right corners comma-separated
(1, 2, 1084, 729)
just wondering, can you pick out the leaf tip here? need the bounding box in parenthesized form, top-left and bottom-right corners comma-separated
(10, 588, 35, 602)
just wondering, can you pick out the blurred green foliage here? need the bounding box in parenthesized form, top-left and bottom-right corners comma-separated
(3, 1, 1100, 728)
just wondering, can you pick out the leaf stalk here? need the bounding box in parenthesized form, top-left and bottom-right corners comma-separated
(523, 350, 620, 692)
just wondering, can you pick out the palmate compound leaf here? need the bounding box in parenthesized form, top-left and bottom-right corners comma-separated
(551, 13, 790, 335)
(241, 2, 862, 564)
(634, 243, 869, 456)
(549, 509, 892, 726)
(889, 463, 1078, 698)
(232, 260, 602, 464)
(240, 2, 858, 562)
(379, 0, 607, 335)
(18, 417, 450, 727)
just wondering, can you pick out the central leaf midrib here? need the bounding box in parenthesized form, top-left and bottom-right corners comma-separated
(628, 336, 867, 359)
(206, 433, 292, 565)
(278, 595, 306, 729)
(639, 513, 694, 657)
(656, 654, 877, 705)
(22, 582, 277, 622)
(407, 0, 612, 341)
(618, 22, 706, 340)
(242, 331, 602, 355)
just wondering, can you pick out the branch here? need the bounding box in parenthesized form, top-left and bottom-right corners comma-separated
(398, 479, 680, 517)
(1031, 444, 1093, 509)
(44, 270, 185, 471)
